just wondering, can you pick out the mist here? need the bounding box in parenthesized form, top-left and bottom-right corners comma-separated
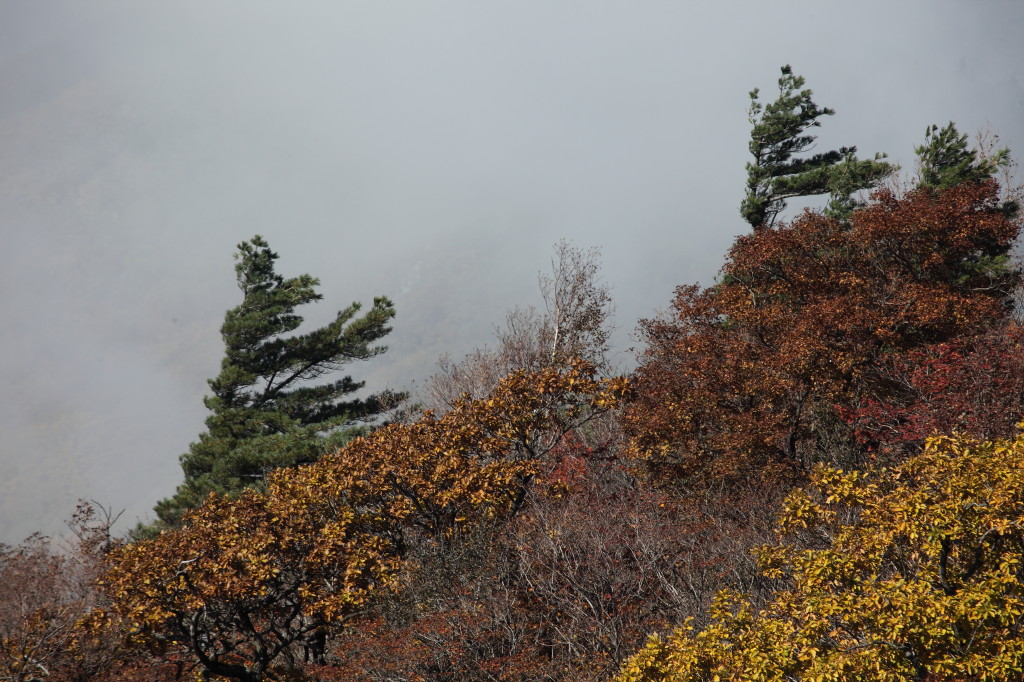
(2, 0, 1022, 543)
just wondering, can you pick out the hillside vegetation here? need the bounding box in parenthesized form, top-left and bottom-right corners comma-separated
(3, 69, 1023, 681)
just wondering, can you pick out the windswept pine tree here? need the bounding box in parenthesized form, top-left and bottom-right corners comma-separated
(153, 236, 403, 529)
(741, 65, 892, 229)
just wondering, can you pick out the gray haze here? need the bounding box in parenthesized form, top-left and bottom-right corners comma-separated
(2, 1, 1022, 543)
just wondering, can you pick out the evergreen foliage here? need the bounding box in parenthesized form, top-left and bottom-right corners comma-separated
(153, 236, 402, 529)
(741, 65, 892, 229)
(916, 122, 1010, 190)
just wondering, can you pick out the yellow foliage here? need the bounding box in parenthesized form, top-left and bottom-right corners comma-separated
(103, 362, 627, 678)
(617, 430, 1024, 681)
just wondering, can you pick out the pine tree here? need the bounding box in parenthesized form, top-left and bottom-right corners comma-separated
(741, 65, 893, 230)
(154, 236, 403, 529)
(916, 122, 1011, 190)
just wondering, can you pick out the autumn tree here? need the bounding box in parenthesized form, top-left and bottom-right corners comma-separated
(105, 363, 628, 681)
(108, 488, 402, 681)
(626, 180, 1021, 487)
(822, 125, 1024, 464)
(311, 365, 632, 682)
(617, 429, 1024, 681)
(316, 361, 626, 546)
(0, 502, 155, 681)
(424, 240, 615, 411)
(326, 433, 773, 682)
(308, 244, 638, 681)
(741, 65, 892, 230)
(154, 235, 403, 529)
(1, 534, 71, 681)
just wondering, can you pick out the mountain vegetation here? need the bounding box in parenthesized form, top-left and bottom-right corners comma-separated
(3, 68, 1023, 681)
(153, 236, 404, 530)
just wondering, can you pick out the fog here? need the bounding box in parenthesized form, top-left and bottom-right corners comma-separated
(2, 0, 1022, 543)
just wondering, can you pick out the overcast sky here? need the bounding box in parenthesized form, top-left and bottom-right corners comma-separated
(1, 0, 1022, 544)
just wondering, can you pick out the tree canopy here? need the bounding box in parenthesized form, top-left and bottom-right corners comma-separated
(153, 236, 402, 529)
